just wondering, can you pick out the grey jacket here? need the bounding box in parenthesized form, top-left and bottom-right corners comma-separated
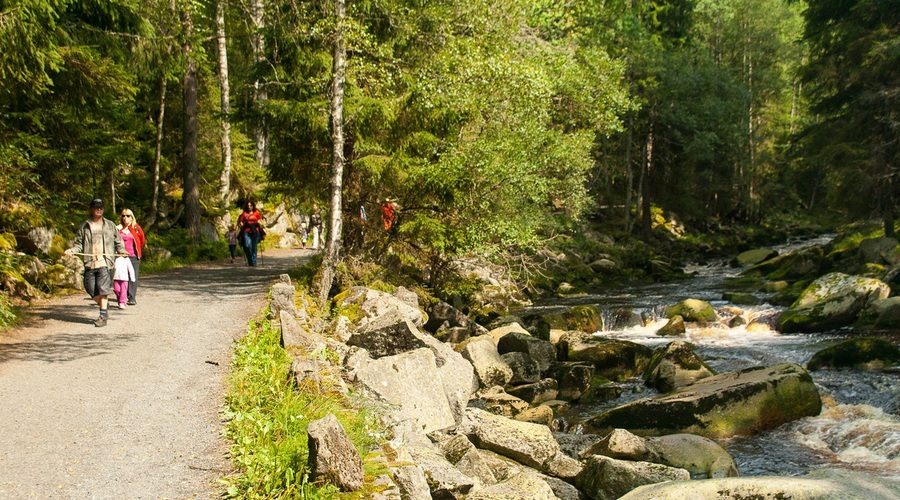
(72, 218, 126, 269)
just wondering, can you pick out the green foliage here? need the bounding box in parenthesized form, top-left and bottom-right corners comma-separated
(224, 318, 380, 498)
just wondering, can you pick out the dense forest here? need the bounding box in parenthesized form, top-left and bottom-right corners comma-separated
(0, 0, 897, 301)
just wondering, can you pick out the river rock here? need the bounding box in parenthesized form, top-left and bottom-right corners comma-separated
(586, 363, 822, 439)
(474, 386, 530, 417)
(390, 466, 432, 500)
(496, 331, 556, 372)
(406, 441, 477, 498)
(307, 414, 364, 492)
(500, 351, 542, 385)
(554, 362, 595, 401)
(513, 405, 554, 426)
(807, 337, 900, 371)
(665, 299, 718, 322)
(609, 308, 645, 330)
(655, 315, 686, 336)
(730, 248, 778, 267)
(563, 333, 652, 380)
(440, 434, 498, 486)
(544, 305, 603, 334)
(619, 468, 900, 500)
(580, 428, 657, 462)
(460, 335, 513, 388)
(858, 236, 899, 265)
(466, 470, 557, 499)
(868, 296, 900, 327)
(778, 273, 890, 333)
(744, 245, 825, 280)
(506, 378, 559, 405)
(461, 407, 581, 478)
(642, 340, 716, 392)
(645, 433, 738, 479)
(357, 348, 457, 434)
(575, 455, 690, 500)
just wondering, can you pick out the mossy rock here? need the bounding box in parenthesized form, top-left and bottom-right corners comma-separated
(665, 299, 718, 322)
(807, 337, 900, 371)
(565, 305, 603, 333)
(778, 273, 890, 333)
(579, 375, 623, 404)
(730, 248, 778, 267)
(0, 233, 16, 252)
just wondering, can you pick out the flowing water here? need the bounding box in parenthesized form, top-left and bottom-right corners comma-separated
(530, 236, 900, 478)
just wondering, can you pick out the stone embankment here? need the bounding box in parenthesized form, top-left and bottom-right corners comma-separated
(267, 278, 898, 499)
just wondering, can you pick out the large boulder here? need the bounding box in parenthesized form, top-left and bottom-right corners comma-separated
(730, 248, 778, 267)
(307, 414, 364, 492)
(500, 351, 542, 385)
(642, 341, 716, 392)
(357, 349, 457, 434)
(346, 312, 429, 358)
(554, 363, 595, 401)
(579, 428, 657, 462)
(426, 300, 476, 335)
(496, 331, 556, 373)
(645, 434, 738, 479)
(778, 273, 890, 333)
(405, 441, 477, 498)
(586, 363, 822, 439)
(563, 334, 652, 380)
(462, 407, 581, 479)
(465, 472, 557, 500)
(460, 336, 513, 388)
(336, 286, 425, 329)
(619, 468, 900, 500)
(807, 337, 900, 371)
(544, 305, 604, 334)
(744, 245, 825, 280)
(575, 455, 690, 500)
(858, 236, 899, 266)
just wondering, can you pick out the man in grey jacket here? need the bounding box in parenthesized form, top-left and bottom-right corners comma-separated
(66, 199, 126, 327)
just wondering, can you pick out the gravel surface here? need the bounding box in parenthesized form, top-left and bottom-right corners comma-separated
(0, 248, 310, 499)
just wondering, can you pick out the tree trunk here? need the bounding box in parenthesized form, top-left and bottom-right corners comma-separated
(147, 77, 166, 228)
(641, 117, 654, 240)
(216, 0, 232, 223)
(250, 0, 269, 170)
(316, 0, 347, 308)
(182, 8, 201, 245)
(623, 114, 634, 233)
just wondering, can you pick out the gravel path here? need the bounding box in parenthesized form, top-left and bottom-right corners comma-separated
(0, 248, 310, 499)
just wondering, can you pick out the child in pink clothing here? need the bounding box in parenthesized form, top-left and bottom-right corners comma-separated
(113, 256, 135, 308)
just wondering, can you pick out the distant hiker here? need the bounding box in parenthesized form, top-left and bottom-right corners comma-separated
(65, 198, 126, 327)
(112, 255, 135, 309)
(117, 208, 146, 305)
(309, 205, 323, 250)
(225, 224, 238, 263)
(238, 200, 264, 266)
(381, 198, 398, 231)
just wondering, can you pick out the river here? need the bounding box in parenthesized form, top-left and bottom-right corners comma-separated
(529, 236, 900, 479)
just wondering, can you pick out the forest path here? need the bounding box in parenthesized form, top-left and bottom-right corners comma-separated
(0, 248, 311, 499)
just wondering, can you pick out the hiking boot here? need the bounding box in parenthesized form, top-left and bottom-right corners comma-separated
(94, 315, 107, 327)
(127, 300, 136, 306)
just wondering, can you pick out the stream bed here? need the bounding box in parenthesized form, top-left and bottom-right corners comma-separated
(528, 236, 900, 479)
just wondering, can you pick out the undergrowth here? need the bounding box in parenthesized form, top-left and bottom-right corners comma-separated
(223, 315, 383, 498)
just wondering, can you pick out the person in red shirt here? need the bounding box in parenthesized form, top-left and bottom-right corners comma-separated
(238, 200, 264, 266)
(381, 198, 397, 231)
(117, 208, 146, 305)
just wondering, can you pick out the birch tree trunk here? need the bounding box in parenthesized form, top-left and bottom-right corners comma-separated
(182, 7, 202, 245)
(147, 77, 166, 228)
(316, 0, 347, 307)
(250, 0, 269, 170)
(216, 0, 232, 221)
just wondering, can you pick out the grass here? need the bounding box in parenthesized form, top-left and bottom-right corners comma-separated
(223, 315, 385, 499)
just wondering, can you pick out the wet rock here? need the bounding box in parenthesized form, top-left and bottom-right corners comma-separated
(609, 308, 644, 330)
(575, 455, 690, 500)
(586, 363, 822, 439)
(307, 414, 364, 491)
(643, 340, 716, 392)
(743, 245, 825, 280)
(778, 273, 890, 333)
(807, 337, 900, 371)
(722, 292, 762, 305)
(665, 299, 718, 322)
(645, 434, 738, 479)
(655, 315, 686, 337)
(544, 305, 603, 334)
